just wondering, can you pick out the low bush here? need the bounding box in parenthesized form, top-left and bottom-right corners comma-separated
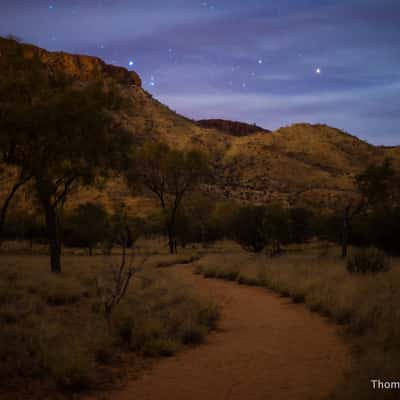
(0, 254, 219, 398)
(347, 247, 390, 274)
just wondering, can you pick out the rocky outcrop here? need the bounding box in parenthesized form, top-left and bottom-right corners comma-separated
(0, 37, 141, 86)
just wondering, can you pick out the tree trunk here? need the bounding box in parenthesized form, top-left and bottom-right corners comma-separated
(0, 183, 23, 245)
(0, 172, 31, 245)
(44, 203, 62, 273)
(167, 224, 175, 254)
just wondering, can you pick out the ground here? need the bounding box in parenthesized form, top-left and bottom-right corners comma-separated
(96, 262, 349, 400)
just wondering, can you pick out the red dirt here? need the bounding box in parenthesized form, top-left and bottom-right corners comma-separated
(93, 264, 349, 400)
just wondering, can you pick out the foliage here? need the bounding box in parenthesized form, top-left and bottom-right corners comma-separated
(2, 212, 45, 244)
(0, 38, 134, 272)
(175, 194, 222, 248)
(105, 207, 144, 252)
(346, 247, 390, 274)
(264, 204, 290, 254)
(289, 207, 314, 243)
(64, 202, 109, 254)
(355, 158, 399, 207)
(126, 143, 210, 254)
(0, 254, 219, 397)
(232, 206, 269, 252)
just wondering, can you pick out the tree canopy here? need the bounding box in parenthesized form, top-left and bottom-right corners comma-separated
(125, 142, 210, 253)
(0, 38, 134, 271)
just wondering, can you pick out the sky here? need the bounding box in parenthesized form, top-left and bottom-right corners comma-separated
(1, 0, 399, 145)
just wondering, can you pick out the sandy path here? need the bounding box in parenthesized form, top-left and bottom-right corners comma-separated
(100, 265, 349, 400)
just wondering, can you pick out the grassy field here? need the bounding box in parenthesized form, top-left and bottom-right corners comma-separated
(0, 247, 218, 400)
(1, 240, 399, 399)
(194, 244, 400, 400)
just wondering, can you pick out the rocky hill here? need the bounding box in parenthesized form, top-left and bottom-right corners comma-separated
(197, 119, 270, 137)
(1, 37, 399, 215)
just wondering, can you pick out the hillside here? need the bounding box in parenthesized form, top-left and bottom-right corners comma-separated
(1, 37, 399, 215)
(197, 119, 271, 137)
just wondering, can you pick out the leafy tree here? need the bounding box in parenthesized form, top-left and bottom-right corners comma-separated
(64, 203, 109, 255)
(104, 206, 143, 254)
(0, 38, 133, 272)
(351, 207, 400, 255)
(356, 158, 399, 207)
(213, 200, 240, 239)
(335, 158, 399, 258)
(176, 194, 220, 248)
(289, 207, 313, 243)
(126, 143, 209, 253)
(264, 204, 290, 255)
(0, 39, 38, 238)
(232, 205, 269, 253)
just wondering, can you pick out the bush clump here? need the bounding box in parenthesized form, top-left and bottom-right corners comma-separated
(347, 247, 390, 274)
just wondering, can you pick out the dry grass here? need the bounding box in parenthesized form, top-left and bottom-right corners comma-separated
(0, 252, 219, 399)
(194, 245, 400, 400)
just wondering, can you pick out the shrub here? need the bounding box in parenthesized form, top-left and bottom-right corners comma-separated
(0, 254, 219, 397)
(347, 248, 390, 274)
(232, 206, 270, 253)
(197, 303, 220, 331)
(37, 276, 83, 306)
(181, 322, 207, 345)
(142, 338, 180, 357)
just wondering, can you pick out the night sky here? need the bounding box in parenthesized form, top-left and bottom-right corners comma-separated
(1, 1, 399, 145)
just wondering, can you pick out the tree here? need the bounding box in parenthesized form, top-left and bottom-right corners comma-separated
(0, 38, 134, 272)
(0, 38, 37, 239)
(232, 205, 270, 253)
(289, 207, 313, 243)
(126, 143, 209, 254)
(105, 206, 143, 253)
(176, 194, 220, 248)
(336, 158, 398, 258)
(64, 202, 109, 255)
(356, 158, 399, 207)
(264, 204, 290, 255)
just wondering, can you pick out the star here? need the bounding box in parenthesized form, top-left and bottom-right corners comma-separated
(258, 59, 263, 65)
(316, 68, 321, 75)
(48, 4, 54, 10)
(149, 75, 156, 87)
(128, 60, 134, 67)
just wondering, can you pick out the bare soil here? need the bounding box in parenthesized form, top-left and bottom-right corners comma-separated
(92, 264, 349, 400)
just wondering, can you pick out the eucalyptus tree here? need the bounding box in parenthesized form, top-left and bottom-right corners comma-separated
(126, 143, 209, 253)
(0, 37, 134, 272)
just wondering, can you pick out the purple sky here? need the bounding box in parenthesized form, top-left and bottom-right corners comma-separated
(1, 0, 399, 145)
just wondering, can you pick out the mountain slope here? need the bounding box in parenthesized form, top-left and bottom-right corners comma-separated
(1, 38, 399, 214)
(197, 119, 270, 137)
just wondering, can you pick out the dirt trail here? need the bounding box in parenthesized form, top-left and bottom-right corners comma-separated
(102, 265, 349, 400)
